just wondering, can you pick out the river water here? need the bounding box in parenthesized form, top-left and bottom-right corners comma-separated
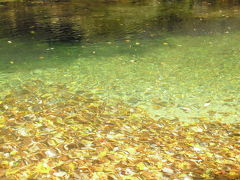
(0, 0, 240, 123)
(1, 0, 240, 179)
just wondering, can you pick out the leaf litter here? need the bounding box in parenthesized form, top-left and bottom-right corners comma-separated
(0, 80, 239, 179)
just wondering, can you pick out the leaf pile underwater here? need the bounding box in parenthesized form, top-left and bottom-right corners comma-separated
(0, 80, 239, 179)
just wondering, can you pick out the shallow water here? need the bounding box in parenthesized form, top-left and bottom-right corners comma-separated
(0, 0, 240, 123)
(1, 32, 240, 124)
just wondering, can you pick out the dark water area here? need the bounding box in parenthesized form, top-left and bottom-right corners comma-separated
(0, 0, 240, 44)
(0, 0, 240, 70)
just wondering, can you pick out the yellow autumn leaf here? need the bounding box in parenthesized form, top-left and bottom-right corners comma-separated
(1, 161, 9, 168)
(176, 162, 191, 169)
(81, 139, 92, 145)
(157, 162, 163, 169)
(122, 176, 139, 180)
(228, 171, 238, 177)
(0, 116, 5, 127)
(10, 151, 18, 156)
(35, 162, 51, 174)
(6, 168, 20, 176)
(126, 147, 136, 154)
(98, 150, 108, 158)
(41, 93, 53, 98)
(66, 162, 75, 172)
(136, 162, 147, 170)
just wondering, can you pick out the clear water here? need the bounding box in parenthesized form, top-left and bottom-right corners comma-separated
(0, 0, 240, 123)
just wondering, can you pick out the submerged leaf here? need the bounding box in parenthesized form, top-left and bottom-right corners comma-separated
(35, 162, 51, 174)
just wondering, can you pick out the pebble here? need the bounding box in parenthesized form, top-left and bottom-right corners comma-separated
(53, 171, 67, 177)
(45, 149, 57, 157)
(162, 167, 174, 174)
(17, 127, 29, 136)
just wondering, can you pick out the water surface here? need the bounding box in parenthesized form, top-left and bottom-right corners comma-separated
(1, 0, 240, 179)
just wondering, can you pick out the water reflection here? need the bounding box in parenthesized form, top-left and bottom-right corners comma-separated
(0, 0, 240, 44)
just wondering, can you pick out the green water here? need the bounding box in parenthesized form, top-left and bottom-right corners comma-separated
(1, 31, 240, 123)
(0, 0, 240, 123)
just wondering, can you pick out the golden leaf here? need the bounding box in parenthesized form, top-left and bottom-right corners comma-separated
(35, 162, 51, 174)
(98, 150, 108, 159)
(136, 162, 147, 171)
